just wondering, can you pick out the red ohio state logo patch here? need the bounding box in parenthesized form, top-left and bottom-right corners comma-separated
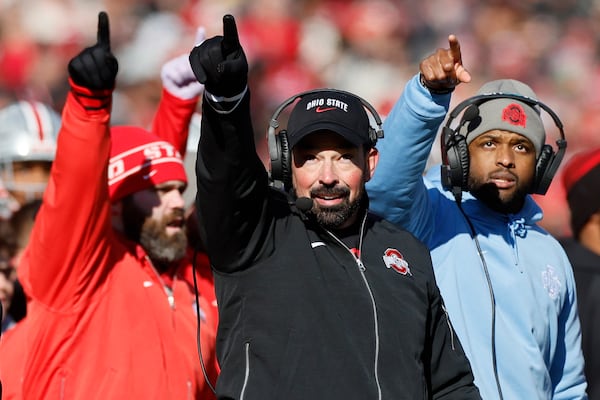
(383, 248, 412, 276)
(502, 103, 527, 128)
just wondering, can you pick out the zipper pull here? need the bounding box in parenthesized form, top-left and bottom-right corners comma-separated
(350, 247, 365, 271)
(356, 257, 366, 271)
(165, 286, 175, 308)
(442, 304, 455, 350)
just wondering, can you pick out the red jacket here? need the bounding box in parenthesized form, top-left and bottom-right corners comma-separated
(152, 88, 218, 331)
(0, 83, 218, 399)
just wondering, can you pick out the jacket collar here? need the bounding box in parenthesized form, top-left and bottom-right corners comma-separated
(461, 191, 543, 227)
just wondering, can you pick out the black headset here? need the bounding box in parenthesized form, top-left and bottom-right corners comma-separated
(266, 88, 384, 191)
(440, 93, 567, 200)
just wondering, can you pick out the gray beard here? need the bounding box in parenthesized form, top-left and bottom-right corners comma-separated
(139, 217, 188, 267)
(121, 196, 188, 269)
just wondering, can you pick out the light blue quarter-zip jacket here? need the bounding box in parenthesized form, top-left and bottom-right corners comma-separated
(367, 74, 587, 400)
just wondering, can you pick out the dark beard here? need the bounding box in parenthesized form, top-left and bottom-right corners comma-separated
(305, 185, 364, 230)
(122, 198, 187, 270)
(468, 178, 528, 214)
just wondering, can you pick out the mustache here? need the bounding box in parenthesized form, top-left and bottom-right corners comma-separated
(488, 170, 518, 182)
(164, 208, 185, 225)
(310, 186, 350, 198)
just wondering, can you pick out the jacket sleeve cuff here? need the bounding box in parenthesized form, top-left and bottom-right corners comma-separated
(203, 86, 248, 114)
(68, 78, 113, 111)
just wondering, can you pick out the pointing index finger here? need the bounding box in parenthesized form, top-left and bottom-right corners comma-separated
(97, 11, 111, 51)
(448, 34, 472, 83)
(448, 34, 462, 66)
(221, 14, 240, 55)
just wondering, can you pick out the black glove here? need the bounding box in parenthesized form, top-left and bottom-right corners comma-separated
(68, 11, 118, 90)
(188, 14, 248, 97)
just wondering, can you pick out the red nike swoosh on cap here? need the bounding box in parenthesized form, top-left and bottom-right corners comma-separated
(315, 106, 337, 113)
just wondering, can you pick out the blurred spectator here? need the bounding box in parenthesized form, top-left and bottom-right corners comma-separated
(5, 199, 42, 323)
(9, 199, 41, 266)
(0, 100, 61, 219)
(0, 177, 19, 222)
(560, 148, 600, 400)
(113, 11, 196, 127)
(0, 99, 59, 327)
(0, 219, 17, 333)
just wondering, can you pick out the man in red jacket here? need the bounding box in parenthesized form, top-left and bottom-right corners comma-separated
(0, 12, 218, 399)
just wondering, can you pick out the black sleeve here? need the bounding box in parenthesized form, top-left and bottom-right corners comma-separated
(414, 250, 481, 400)
(426, 266, 482, 399)
(195, 91, 273, 273)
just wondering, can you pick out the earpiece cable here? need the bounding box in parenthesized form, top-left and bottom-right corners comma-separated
(456, 200, 504, 400)
(192, 248, 217, 395)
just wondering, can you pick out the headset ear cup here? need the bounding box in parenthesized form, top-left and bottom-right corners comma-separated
(454, 135, 470, 190)
(532, 144, 554, 195)
(442, 132, 470, 192)
(269, 136, 282, 184)
(269, 130, 289, 189)
(278, 130, 292, 190)
(369, 127, 377, 147)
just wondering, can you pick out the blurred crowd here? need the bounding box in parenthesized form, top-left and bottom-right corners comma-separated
(1, 0, 599, 236)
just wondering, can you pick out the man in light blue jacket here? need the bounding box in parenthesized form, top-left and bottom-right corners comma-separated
(367, 35, 587, 400)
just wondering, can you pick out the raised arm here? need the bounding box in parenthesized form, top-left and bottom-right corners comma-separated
(22, 12, 117, 309)
(189, 15, 270, 273)
(152, 27, 206, 155)
(367, 35, 470, 234)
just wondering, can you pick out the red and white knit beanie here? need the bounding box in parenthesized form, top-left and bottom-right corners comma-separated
(108, 126, 187, 202)
(562, 148, 600, 237)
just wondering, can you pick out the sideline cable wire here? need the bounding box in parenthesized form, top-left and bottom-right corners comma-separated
(457, 202, 504, 400)
(192, 248, 217, 395)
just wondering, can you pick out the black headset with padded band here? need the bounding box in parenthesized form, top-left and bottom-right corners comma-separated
(440, 92, 567, 200)
(266, 88, 384, 191)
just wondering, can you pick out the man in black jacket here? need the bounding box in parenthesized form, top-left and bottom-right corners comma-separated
(189, 14, 481, 400)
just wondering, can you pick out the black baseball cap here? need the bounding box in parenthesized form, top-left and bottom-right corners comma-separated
(287, 90, 371, 149)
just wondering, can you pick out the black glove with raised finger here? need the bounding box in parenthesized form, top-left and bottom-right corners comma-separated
(68, 11, 118, 91)
(188, 14, 248, 98)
